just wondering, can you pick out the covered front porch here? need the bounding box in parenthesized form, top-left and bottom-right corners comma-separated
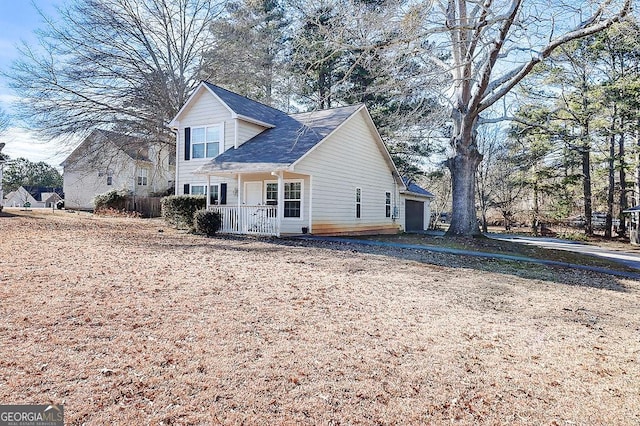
(203, 170, 311, 237)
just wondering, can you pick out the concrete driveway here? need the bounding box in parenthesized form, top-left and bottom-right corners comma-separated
(488, 234, 640, 271)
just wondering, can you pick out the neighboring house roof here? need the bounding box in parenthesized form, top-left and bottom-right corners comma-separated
(61, 129, 152, 167)
(4, 186, 38, 204)
(23, 186, 64, 202)
(40, 192, 63, 203)
(401, 177, 434, 198)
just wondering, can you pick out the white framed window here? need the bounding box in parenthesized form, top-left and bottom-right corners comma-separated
(356, 188, 361, 218)
(209, 185, 219, 205)
(190, 184, 219, 205)
(264, 180, 303, 218)
(106, 170, 113, 186)
(137, 168, 148, 186)
(190, 185, 206, 195)
(192, 125, 221, 159)
(284, 182, 302, 218)
(265, 183, 278, 205)
(385, 192, 391, 218)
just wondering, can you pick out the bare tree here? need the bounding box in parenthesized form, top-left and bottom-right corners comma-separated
(419, 0, 632, 236)
(288, 0, 630, 236)
(7, 0, 225, 146)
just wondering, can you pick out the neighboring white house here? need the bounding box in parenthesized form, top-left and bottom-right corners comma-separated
(3, 186, 63, 208)
(170, 82, 433, 236)
(61, 129, 175, 210)
(4, 186, 39, 208)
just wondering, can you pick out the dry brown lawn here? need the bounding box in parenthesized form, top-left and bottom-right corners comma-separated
(1, 209, 639, 425)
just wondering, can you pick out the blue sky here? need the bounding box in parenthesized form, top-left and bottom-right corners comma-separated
(0, 0, 67, 167)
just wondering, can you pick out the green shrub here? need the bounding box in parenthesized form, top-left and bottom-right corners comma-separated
(193, 209, 222, 236)
(94, 189, 130, 211)
(161, 195, 206, 229)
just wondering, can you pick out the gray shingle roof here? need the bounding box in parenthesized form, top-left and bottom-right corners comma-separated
(196, 88, 363, 174)
(402, 177, 434, 198)
(204, 82, 282, 126)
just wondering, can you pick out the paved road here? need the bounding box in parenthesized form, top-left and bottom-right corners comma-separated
(487, 234, 640, 271)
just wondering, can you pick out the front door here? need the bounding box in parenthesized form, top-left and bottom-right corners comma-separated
(245, 181, 262, 205)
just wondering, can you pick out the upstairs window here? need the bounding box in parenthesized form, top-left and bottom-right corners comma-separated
(137, 168, 148, 186)
(192, 125, 220, 159)
(356, 188, 361, 219)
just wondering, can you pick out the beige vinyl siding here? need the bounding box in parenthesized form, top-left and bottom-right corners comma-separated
(236, 120, 267, 147)
(176, 90, 234, 190)
(294, 109, 400, 234)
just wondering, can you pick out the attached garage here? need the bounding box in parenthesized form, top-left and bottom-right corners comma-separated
(400, 179, 434, 232)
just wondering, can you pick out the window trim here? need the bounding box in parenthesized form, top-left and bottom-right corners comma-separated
(190, 123, 222, 160)
(190, 184, 207, 196)
(264, 179, 304, 220)
(137, 168, 149, 186)
(385, 191, 391, 218)
(188, 183, 224, 205)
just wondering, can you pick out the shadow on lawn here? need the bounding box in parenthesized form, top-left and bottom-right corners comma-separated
(146, 231, 632, 292)
(0, 210, 21, 218)
(272, 237, 633, 292)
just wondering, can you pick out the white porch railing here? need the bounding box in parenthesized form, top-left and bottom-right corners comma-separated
(209, 205, 279, 236)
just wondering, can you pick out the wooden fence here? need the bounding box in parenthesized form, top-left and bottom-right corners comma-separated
(125, 196, 163, 218)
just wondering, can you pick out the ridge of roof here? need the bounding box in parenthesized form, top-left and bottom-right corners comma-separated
(203, 82, 285, 126)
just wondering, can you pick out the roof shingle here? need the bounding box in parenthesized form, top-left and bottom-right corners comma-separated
(196, 87, 362, 174)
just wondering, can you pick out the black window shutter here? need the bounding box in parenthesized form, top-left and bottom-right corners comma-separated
(183, 184, 190, 195)
(220, 183, 227, 205)
(184, 127, 191, 161)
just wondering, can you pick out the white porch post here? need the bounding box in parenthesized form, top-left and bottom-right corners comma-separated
(237, 174, 241, 206)
(277, 171, 284, 237)
(308, 175, 313, 233)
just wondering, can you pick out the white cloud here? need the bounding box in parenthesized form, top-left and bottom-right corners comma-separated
(0, 127, 74, 170)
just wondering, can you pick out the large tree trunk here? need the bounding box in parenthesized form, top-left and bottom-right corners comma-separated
(446, 147, 483, 236)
